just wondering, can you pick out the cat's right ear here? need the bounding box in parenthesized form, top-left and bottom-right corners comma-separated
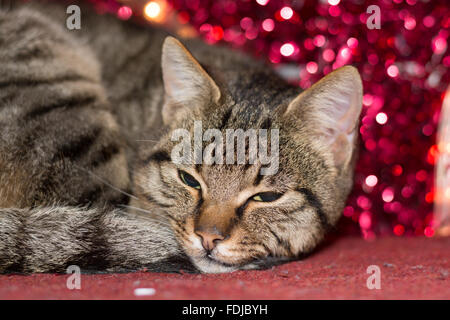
(161, 36, 221, 125)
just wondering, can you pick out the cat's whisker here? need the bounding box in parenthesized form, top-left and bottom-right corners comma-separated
(121, 204, 161, 216)
(135, 139, 160, 142)
(73, 164, 138, 201)
(119, 202, 177, 228)
(122, 208, 171, 226)
(138, 217, 173, 229)
(121, 211, 173, 229)
(120, 204, 172, 226)
(140, 218, 173, 230)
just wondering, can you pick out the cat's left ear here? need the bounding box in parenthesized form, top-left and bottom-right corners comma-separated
(283, 66, 363, 169)
(161, 36, 221, 124)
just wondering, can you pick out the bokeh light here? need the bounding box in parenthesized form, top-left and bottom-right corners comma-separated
(376, 112, 388, 125)
(328, 0, 341, 5)
(387, 65, 399, 78)
(279, 7, 293, 20)
(256, 0, 270, 6)
(144, 1, 161, 19)
(306, 61, 318, 74)
(280, 43, 295, 57)
(262, 18, 275, 32)
(365, 175, 378, 187)
(117, 6, 132, 20)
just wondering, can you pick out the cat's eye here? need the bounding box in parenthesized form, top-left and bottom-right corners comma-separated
(179, 170, 201, 190)
(252, 192, 283, 202)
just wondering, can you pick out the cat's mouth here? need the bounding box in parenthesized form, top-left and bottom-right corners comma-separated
(170, 217, 276, 273)
(175, 232, 252, 273)
(192, 248, 245, 273)
(180, 234, 273, 273)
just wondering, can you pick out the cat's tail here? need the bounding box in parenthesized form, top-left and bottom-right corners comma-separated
(0, 206, 195, 273)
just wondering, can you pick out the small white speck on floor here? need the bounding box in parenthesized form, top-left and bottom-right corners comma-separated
(134, 288, 156, 297)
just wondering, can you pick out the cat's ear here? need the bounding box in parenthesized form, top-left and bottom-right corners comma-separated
(161, 36, 221, 124)
(283, 66, 363, 168)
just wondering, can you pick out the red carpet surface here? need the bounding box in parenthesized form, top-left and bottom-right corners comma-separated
(0, 236, 448, 300)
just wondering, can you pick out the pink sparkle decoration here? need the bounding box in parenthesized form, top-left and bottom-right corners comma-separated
(262, 18, 275, 32)
(365, 175, 378, 187)
(424, 226, 435, 237)
(387, 65, 399, 78)
(240, 17, 253, 30)
(306, 61, 318, 74)
(359, 212, 372, 230)
(280, 43, 295, 57)
(432, 36, 447, 55)
(328, 0, 340, 5)
(340, 47, 351, 58)
(256, 0, 270, 6)
(98, 0, 450, 238)
(117, 6, 132, 20)
(376, 112, 388, 125)
(313, 35, 326, 47)
(280, 7, 293, 20)
(323, 49, 335, 62)
(382, 188, 395, 203)
(347, 37, 358, 49)
(404, 16, 416, 30)
(394, 224, 405, 236)
(423, 16, 435, 28)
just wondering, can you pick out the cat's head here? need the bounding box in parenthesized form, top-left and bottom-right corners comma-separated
(133, 37, 362, 273)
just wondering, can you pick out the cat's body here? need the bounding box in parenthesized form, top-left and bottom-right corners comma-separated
(0, 1, 362, 273)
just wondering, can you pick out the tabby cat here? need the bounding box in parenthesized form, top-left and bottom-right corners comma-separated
(0, 0, 362, 273)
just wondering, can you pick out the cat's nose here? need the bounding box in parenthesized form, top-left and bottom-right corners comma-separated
(195, 229, 225, 252)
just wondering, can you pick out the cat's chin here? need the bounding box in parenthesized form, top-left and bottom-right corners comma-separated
(190, 255, 259, 274)
(189, 251, 297, 273)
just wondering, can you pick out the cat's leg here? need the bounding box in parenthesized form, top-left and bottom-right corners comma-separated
(0, 7, 130, 208)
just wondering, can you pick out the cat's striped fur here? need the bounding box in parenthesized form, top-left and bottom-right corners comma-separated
(0, 1, 189, 272)
(0, 3, 129, 208)
(0, 1, 362, 273)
